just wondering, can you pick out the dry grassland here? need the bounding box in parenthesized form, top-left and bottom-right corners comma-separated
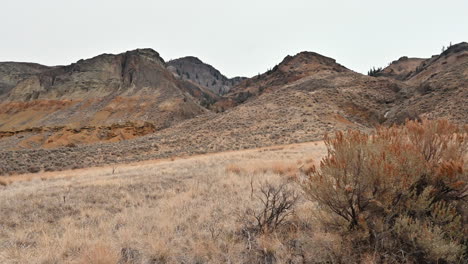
(0, 141, 335, 264)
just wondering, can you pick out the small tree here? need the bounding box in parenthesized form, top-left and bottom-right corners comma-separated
(367, 66, 383, 77)
(301, 119, 467, 263)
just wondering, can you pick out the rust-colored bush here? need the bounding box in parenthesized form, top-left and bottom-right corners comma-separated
(301, 119, 467, 263)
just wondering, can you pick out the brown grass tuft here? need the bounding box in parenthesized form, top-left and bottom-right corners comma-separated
(225, 163, 243, 174)
(226, 161, 300, 178)
(77, 244, 119, 264)
(0, 178, 9, 186)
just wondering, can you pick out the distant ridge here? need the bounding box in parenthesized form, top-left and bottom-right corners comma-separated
(168, 56, 246, 95)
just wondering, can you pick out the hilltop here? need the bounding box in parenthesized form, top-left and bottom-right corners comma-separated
(376, 56, 426, 80)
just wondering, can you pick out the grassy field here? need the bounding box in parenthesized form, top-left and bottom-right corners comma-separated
(0, 141, 333, 264)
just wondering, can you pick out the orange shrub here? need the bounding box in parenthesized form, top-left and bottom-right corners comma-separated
(301, 119, 467, 263)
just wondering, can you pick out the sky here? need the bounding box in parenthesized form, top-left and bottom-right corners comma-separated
(1, 0, 467, 78)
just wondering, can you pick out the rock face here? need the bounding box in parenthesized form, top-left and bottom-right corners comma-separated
(167, 56, 246, 95)
(0, 62, 51, 98)
(0, 49, 217, 147)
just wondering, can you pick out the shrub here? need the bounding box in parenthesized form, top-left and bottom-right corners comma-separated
(301, 119, 467, 263)
(367, 66, 383, 77)
(247, 181, 298, 234)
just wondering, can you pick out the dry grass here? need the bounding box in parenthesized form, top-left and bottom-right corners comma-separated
(0, 178, 9, 186)
(77, 244, 120, 264)
(226, 161, 298, 176)
(0, 141, 331, 264)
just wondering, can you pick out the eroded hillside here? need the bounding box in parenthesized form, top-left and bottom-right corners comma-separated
(0, 49, 218, 147)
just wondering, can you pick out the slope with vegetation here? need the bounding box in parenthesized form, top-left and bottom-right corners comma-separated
(382, 42, 468, 124)
(371, 57, 425, 80)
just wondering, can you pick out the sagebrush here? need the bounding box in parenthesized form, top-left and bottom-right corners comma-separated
(301, 119, 467, 263)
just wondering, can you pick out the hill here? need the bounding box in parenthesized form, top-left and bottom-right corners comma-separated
(0, 44, 466, 175)
(0, 49, 217, 148)
(383, 42, 468, 124)
(215, 51, 351, 110)
(375, 56, 426, 80)
(0, 51, 407, 174)
(167, 56, 246, 95)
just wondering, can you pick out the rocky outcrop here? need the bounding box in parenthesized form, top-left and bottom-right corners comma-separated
(167, 56, 246, 95)
(0, 62, 51, 99)
(0, 49, 217, 134)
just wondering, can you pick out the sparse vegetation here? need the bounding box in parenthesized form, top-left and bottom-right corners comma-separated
(367, 66, 383, 76)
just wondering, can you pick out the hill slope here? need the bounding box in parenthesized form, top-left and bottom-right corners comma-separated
(375, 56, 426, 80)
(384, 42, 468, 124)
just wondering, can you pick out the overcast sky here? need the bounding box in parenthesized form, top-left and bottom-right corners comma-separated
(1, 0, 467, 78)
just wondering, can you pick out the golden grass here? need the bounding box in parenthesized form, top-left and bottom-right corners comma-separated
(0, 141, 330, 263)
(226, 158, 319, 180)
(0, 178, 9, 186)
(77, 244, 120, 264)
(226, 160, 300, 181)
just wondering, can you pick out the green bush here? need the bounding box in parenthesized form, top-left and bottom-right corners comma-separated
(368, 66, 383, 77)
